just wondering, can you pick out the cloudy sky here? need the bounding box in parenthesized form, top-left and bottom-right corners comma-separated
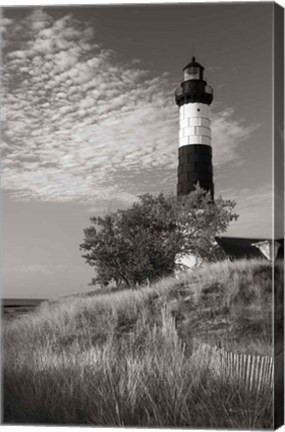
(2, 3, 278, 298)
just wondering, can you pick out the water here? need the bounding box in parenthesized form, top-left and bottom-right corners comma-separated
(2, 298, 46, 320)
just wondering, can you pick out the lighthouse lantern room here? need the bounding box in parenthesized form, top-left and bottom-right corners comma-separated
(175, 57, 214, 197)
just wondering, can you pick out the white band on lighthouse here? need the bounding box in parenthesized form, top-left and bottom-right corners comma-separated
(179, 102, 211, 148)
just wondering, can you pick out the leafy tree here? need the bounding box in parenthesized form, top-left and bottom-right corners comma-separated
(174, 188, 238, 262)
(80, 187, 238, 287)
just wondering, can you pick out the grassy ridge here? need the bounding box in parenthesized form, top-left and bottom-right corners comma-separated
(3, 259, 282, 427)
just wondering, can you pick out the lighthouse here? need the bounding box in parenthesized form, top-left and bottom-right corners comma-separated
(175, 57, 214, 197)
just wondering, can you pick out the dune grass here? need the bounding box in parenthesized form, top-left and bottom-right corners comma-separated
(3, 259, 282, 427)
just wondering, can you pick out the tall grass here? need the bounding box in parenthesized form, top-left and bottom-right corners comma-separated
(3, 259, 280, 427)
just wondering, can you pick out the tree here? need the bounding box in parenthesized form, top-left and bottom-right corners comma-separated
(80, 187, 238, 288)
(173, 187, 238, 262)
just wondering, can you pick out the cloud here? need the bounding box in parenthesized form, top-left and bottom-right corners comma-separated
(2, 9, 258, 206)
(211, 107, 258, 167)
(0, 16, 14, 36)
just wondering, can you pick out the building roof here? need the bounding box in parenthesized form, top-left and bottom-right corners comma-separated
(183, 56, 204, 71)
(216, 237, 284, 260)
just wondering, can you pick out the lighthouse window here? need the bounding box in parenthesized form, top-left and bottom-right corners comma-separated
(197, 108, 200, 112)
(184, 66, 200, 81)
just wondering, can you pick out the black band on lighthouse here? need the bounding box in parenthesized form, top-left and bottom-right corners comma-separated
(177, 144, 214, 197)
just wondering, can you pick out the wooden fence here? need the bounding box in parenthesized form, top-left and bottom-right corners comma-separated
(191, 340, 273, 394)
(160, 307, 273, 394)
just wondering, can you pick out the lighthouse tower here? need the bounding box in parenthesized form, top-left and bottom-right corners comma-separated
(175, 57, 214, 197)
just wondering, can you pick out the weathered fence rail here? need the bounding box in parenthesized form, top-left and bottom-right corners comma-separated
(192, 340, 273, 393)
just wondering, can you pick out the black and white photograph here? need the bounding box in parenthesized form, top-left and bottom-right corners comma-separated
(1, 2, 284, 428)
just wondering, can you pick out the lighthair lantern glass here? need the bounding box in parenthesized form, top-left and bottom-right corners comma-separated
(184, 66, 199, 81)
